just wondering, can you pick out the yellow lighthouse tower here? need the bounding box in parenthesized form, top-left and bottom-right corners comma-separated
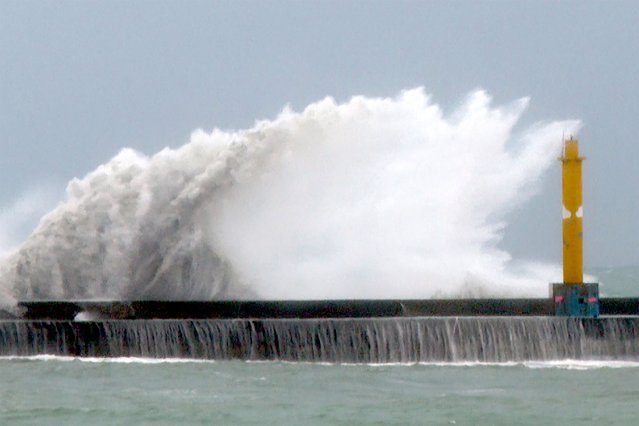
(561, 137, 584, 284)
(552, 137, 599, 317)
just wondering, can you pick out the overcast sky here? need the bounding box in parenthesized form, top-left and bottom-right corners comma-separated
(1, 1, 637, 267)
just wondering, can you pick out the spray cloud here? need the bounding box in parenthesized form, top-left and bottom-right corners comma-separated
(0, 88, 579, 304)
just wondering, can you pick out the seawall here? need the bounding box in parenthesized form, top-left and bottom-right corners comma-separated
(1, 317, 638, 362)
(3, 299, 638, 362)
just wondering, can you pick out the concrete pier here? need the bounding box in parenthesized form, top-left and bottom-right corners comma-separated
(14, 298, 639, 320)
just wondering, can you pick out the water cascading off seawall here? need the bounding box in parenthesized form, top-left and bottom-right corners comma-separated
(1, 317, 639, 362)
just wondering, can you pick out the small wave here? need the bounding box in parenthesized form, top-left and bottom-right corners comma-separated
(522, 359, 639, 370)
(266, 359, 639, 369)
(2, 356, 638, 369)
(0, 355, 215, 364)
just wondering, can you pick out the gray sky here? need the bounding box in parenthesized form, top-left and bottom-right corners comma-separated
(1, 0, 637, 267)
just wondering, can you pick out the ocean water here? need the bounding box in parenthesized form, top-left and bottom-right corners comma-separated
(1, 357, 638, 425)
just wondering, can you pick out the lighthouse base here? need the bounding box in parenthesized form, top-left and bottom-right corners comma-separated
(552, 283, 600, 317)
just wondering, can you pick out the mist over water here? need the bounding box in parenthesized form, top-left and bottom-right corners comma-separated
(0, 89, 579, 305)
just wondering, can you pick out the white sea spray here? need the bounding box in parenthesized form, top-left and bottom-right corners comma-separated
(0, 88, 579, 305)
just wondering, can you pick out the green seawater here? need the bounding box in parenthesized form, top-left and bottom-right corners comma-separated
(1, 357, 639, 425)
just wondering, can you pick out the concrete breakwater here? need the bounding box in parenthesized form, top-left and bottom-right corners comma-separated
(14, 298, 639, 320)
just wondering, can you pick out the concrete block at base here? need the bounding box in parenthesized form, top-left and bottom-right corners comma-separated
(552, 283, 599, 317)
